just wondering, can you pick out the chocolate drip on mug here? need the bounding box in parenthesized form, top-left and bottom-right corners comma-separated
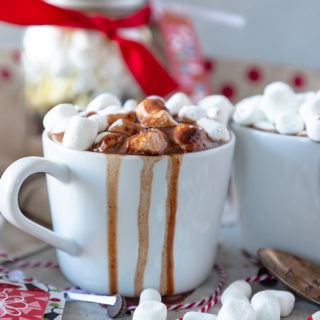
(107, 156, 122, 294)
(161, 155, 182, 295)
(134, 157, 161, 296)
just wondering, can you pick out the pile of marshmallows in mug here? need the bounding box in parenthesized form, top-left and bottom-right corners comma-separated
(44, 80, 320, 152)
(43, 90, 232, 152)
(233, 81, 320, 140)
(133, 281, 299, 320)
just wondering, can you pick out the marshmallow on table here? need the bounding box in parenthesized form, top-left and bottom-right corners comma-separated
(178, 105, 207, 122)
(233, 95, 265, 126)
(260, 81, 298, 123)
(306, 117, 320, 142)
(251, 291, 281, 320)
(220, 280, 252, 304)
(265, 290, 295, 317)
(139, 288, 162, 304)
(166, 92, 192, 115)
(132, 301, 167, 320)
(197, 118, 230, 142)
(133, 288, 166, 320)
(275, 111, 304, 135)
(183, 311, 217, 320)
(62, 116, 98, 151)
(217, 298, 256, 320)
(43, 103, 78, 132)
(86, 92, 121, 112)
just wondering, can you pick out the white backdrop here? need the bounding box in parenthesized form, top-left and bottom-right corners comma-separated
(0, 0, 319, 69)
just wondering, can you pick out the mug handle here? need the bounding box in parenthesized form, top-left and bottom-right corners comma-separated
(0, 156, 80, 256)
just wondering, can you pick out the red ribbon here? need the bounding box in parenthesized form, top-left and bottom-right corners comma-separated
(0, 0, 179, 97)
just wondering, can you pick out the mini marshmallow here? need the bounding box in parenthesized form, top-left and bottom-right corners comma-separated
(132, 301, 167, 320)
(87, 93, 121, 112)
(8, 270, 25, 282)
(139, 288, 162, 304)
(253, 120, 276, 132)
(265, 290, 295, 317)
(251, 291, 281, 320)
(197, 118, 230, 142)
(220, 280, 252, 305)
(233, 95, 265, 125)
(50, 117, 71, 133)
(198, 95, 233, 113)
(123, 99, 138, 111)
(260, 82, 298, 123)
(88, 114, 108, 132)
(75, 104, 86, 112)
(206, 105, 231, 127)
(136, 97, 166, 119)
(62, 116, 98, 151)
(299, 95, 320, 122)
(95, 131, 110, 144)
(99, 106, 126, 116)
(199, 95, 234, 126)
(147, 95, 165, 102)
(275, 111, 304, 134)
(166, 92, 192, 115)
(43, 103, 78, 132)
(306, 117, 320, 142)
(183, 311, 217, 320)
(217, 298, 256, 320)
(295, 91, 316, 106)
(178, 105, 206, 122)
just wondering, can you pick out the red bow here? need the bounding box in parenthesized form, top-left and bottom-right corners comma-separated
(0, 0, 179, 97)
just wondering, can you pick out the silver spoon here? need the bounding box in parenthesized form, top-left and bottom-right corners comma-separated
(64, 292, 129, 318)
(258, 248, 320, 306)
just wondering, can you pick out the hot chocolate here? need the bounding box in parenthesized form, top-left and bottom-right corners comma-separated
(0, 90, 236, 296)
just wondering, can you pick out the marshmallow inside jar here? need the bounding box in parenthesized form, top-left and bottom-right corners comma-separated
(230, 81, 320, 264)
(42, 92, 235, 296)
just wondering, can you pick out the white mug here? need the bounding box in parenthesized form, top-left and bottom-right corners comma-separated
(231, 122, 320, 264)
(0, 131, 235, 296)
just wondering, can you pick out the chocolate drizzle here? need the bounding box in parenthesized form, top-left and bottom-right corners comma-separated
(134, 157, 161, 296)
(107, 156, 122, 294)
(160, 155, 182, 295)
(106, 154, 182, 296)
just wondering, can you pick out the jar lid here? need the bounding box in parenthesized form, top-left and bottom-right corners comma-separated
(46, 0, 146, 10)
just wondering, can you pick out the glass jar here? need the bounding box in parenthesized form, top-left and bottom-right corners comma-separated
(22, 0, 153, 136)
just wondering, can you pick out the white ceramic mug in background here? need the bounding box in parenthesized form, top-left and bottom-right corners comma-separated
(231, 122, 320, 264)
(0, 131, 235, 296)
